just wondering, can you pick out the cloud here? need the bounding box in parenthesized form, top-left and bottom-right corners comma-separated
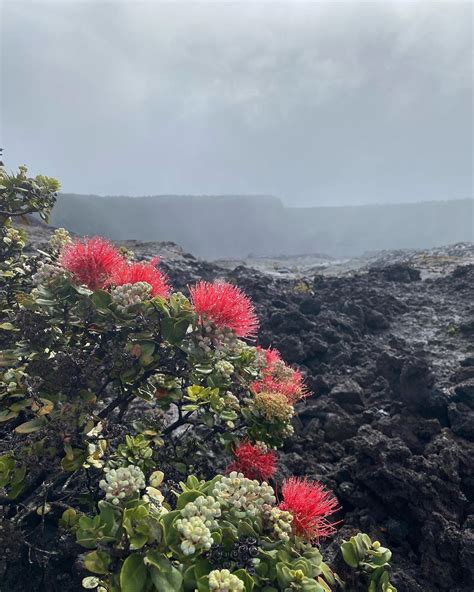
(1, 0, 472, 205)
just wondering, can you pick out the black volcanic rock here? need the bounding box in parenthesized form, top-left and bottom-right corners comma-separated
(369, 262, 421, 282)
(20, 222, 474, 591)
(448, 403, 474, 439)
(239, 254, 474, 591)
(460, 318, 474, 335)
(364, 308, 390, 330)
(330, 378, 364, 406)
(298, 296, 322, 316)
(369, 263, 421, 283)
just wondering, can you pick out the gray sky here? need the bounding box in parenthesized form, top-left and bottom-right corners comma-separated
(1, 0, 472, 206)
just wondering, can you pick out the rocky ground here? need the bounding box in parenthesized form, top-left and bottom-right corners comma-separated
(22, 220, 474, 591)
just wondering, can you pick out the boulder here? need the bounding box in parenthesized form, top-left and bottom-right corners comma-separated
(330, 378, 364, 406)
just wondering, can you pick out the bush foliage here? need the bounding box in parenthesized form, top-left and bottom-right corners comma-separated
(0, 155, 396, 592)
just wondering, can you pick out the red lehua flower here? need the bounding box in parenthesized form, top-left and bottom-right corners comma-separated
(252, 375, 306, 404)
(278, 477, 339, 541)
(189, 281, 258, 338)
(227, 441, 277, 482)
(252, 348, 308, 403)
(109, 258, 170, 298)
(59, 237, 124, 290)
(256, 346, 282, 369)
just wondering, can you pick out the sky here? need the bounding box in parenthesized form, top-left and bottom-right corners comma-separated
(1, 0, 472, 206)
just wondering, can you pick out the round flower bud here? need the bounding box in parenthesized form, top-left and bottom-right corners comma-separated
(214, 360, 234, 379)
(175, 515, 213, 555)
(99, 465, 145, 505)
(49, 228, 72, 253)
(253, 391, 294, 423)
(208, 569, 244, 592)
(212, 472, 276, 519)
(32, 262, 66, 286)
(268, 507, 293, 542)
(110, 281, 152, 310)
(180, 495, 221, 529)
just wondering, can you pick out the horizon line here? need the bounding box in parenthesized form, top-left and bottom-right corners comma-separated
(57, 193, 474, 210)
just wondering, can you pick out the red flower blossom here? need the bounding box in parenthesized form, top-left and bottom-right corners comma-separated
(109, 258, 170, 298)
(189, 281, 258, 338)
(59, 237, 124, 290)
(252, 347, 308, 403)
(278, 477, 339, 541)
(251, 373, 307, 404)
(227, 441, 276, 481)
(257, 346, 282, 368)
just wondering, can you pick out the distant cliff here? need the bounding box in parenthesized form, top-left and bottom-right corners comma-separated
(51, 194, 473, 259)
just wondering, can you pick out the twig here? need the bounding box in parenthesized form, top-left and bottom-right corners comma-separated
(24, 540, 59, 556)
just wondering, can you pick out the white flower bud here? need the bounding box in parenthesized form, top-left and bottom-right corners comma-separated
(49, 228, 72, 253)
(214, 360, 234, 379)
(110, 282, 152, 310)
(175, 515, 213, 555)
(268, 507, 293, 542)
(99, 465, 145, 504)
(212, 472, 276, 519)
(32, 262, 66, 286)
(208, 569, 244, 592)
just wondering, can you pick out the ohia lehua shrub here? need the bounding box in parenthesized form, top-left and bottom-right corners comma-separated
(0, 154, 396, 592)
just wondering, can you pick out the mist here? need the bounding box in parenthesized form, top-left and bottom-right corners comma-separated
(51, 194, 473, 260)
(2, 0, 472, 207)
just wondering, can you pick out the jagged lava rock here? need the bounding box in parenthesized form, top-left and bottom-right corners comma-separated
(23, 222, 474, 591)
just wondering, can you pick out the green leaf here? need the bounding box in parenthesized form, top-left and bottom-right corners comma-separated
(120, 554, 148, 592)
(341, 541, 359, 568)
(0, 410, 18, 422)
(180, 475, 201, 491)
(238, 522, 259, 538)
(304, 580, 327, 592)
(15, 417, 47, 434)
(145, 550, 171, 572)
(138, 341, 155, 357)
(182, 559, 211, 590)
(233, 569, 254, 591)
(182, 404, 199, 412)
(319, 562, 336, 586)
(201, 412, 215, 428)
(5, 464, 26, 499)
(98, 501, 120, 535)
(123, 505, 150, 550)
(160, 510, 180, 546)
(146, 551, 183, 592)
(176, 490, 203, 511)
(84, 550, 111, 575)
(10, 399, 32, 413)
(161, 317, 190, 345)
(35, 298, 56, 306)
(59, 508, 79, 529)
(276, 563, 294, 588)
(91, 290, 112, 309)
(61, 448, 86, 471)
(315, 576, 332, 592)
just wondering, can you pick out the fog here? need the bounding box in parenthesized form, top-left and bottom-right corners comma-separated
(51, 194, 473, 259)
(2, 1, 472, 207)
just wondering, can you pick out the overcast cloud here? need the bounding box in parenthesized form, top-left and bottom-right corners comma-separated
(1, 0, 472, 206)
